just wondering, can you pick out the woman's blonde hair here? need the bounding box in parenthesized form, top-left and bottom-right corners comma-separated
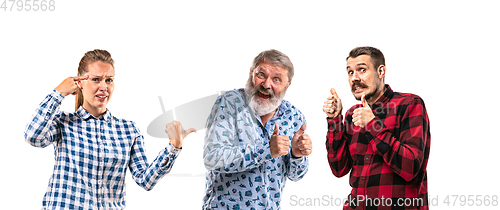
(75, 49, 114, 111)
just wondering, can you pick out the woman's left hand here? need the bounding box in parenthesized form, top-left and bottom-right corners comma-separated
(164, 121, 196, 149)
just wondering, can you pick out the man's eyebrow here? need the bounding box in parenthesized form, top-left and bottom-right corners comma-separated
(346, 63, 368, 70)
(273, 72, 283, 77)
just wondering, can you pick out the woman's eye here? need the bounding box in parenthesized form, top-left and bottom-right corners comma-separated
(92, 78, 100, 82)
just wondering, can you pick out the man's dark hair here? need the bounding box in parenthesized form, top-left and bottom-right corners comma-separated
(347, 46, 385, 70)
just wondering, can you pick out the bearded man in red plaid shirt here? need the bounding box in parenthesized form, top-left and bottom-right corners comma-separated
(323, 46, 430, 210)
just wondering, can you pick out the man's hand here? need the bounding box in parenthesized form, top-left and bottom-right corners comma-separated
(165, 121, 196, 149)
(291, 123, 312, 158)
(352, 95, 375, 127)
(270, 123, 290, 158)
(323, 88, 343, 118)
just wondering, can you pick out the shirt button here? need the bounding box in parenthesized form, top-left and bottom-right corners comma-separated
(365, 157, 369, 161)
(361, 177, 365, 180)
(100, 145, 104, 149)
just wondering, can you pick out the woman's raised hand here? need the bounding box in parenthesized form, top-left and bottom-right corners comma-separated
(54, 75, 89, 96)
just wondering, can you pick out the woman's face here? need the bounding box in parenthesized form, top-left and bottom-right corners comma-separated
(78, 61, 115, 117)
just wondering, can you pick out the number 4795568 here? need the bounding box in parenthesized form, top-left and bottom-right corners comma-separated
(1, 0, 55, 11)
(443, 195, 498, 206)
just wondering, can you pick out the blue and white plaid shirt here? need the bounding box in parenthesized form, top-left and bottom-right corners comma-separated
(203, 89, 309, 210)
(24, 90, 180, 210)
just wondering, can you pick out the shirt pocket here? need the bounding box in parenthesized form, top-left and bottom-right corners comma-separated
(69, 134, 97, 163)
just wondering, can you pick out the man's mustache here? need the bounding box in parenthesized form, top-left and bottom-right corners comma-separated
(352, 81, 368, 92)
(255, 85, 274, 98)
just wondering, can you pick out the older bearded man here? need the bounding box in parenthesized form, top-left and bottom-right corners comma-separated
(203, 49, 312, 210)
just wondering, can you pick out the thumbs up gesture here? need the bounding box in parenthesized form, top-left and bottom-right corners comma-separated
(323, 88, 343, 118)
(352, 95, 375, 127)
(291, 123, 312, 158)
(270, 123, 290, 158)
(165, 121, 196, 149)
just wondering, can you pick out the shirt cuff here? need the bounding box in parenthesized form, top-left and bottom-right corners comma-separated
(365, 116, 385, 137)
(166, 142, 182, 156)
(327, 115, 343, 132)
(40, 90, 65, 120)
(290, 155, 306, 163)
(289, 155, 308, 172)
(158, 142, 181, 171)
(51, 89, 65, 99)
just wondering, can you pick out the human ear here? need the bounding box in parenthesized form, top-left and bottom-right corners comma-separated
(378, 65, 386, 79)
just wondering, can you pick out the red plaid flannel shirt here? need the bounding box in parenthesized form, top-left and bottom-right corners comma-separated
(326, 85, 430, 210)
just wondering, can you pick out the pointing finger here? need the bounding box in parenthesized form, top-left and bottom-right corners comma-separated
(73, 75, 89, 81)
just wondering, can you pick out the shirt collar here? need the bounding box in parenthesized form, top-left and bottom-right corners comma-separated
(76, 106, 112, 121)
(274, 100, 288, 119)
(371, 84, 394, 111)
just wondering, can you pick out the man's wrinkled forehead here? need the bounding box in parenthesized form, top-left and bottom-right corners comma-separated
(346, 55, 374, 69)
(254, 63, 286, 75)
(254, 64, 273, 73)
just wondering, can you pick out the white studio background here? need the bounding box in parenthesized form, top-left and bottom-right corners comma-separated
(1, 0, 498, 209)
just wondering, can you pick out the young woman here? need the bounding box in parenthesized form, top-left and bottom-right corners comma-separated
(24, 49, 194, 209)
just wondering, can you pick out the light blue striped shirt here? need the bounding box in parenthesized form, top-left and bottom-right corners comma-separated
(24, 90, 180, 209)
(203, 89, 309, 210)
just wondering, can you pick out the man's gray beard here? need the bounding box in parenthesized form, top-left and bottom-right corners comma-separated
(244, 77, 286, 116)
